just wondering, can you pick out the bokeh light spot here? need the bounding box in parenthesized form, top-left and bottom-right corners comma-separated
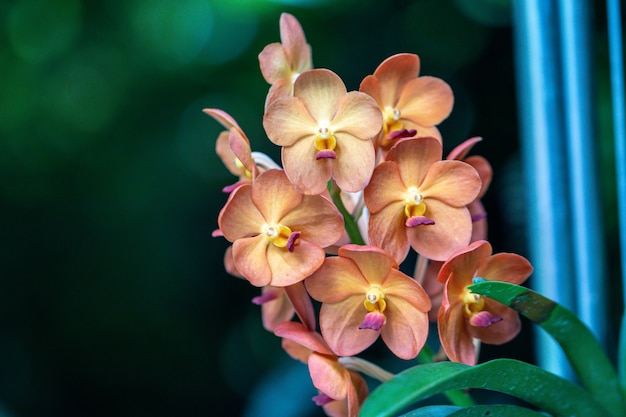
(126, 0, 213, 67)
(7, 0, 82, 64)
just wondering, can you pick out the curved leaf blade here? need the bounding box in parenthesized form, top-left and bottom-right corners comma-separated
(359, 359, 609, 417)
(469, 280, 625, 417)
(398, 404, 545, 417)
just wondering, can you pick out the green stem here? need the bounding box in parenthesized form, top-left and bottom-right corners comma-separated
(417, 345, 476, 407)
(329, 183, 365, 245)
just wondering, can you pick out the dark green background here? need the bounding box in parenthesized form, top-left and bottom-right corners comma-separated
(0, 0, 619, 416)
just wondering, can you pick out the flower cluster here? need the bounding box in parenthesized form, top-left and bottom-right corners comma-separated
(208, 13, 533, 417)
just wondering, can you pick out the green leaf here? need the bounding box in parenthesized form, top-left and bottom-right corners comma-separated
(397, 405, 547, 417)
(446, 404, 548, 416)
(359, 359, 609, 417)
(468, 280, 625, 417)
(397, 405, 461, 417)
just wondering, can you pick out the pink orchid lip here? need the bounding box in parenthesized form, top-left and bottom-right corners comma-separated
(286, 231, 301, 252)
(312, 392, 334, 406)
(359, 311, 386, 331)
(405, 216, 435, 227)
(315, 149, 337, 160)
(387, 128, 417, 141)
(469, 311, 503, 328)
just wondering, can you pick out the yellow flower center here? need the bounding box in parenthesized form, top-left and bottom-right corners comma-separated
(234, 157, 253, 179)
(404, 186, 427, 218)
(364, 285, 387, 313)
(383, 106, 403, 134)
(462, 289, 485, 317)
(262, 223, 294, 248)
(315, 126, 337, 152)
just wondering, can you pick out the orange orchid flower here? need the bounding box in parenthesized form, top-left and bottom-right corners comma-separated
(258, 13, 313, 109)
(437, 240, 533, 366)
(275, 321, 368, 417)
(359, 53, 453, 153)
(203, 108, 258, 192)
(417, 136, 494, 320)
(305, 244, 431, 360)
(217, 169, 343, 287)
(364, 136, 482, 263)
(263, 68, 383, 195)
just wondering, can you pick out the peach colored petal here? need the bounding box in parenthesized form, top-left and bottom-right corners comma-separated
(438, 240, 492, 289)
(229, 128, 255, 176)
(251, 169, 303, 224)
(359, 75, 382, 106)
(215, 131, 239, 176)
(383, 270, 431, 312)
(275, 321, 332, 354)
(331, 91, 383, 140)
(319, 299, 379, 356)
(469, 200, 488, 242)
(294, 69, 346, 123)
(401, 122, 442, 142)
(371, 53, 421, 107)
(232, 236, 272, 287)
(465, 155, 492, 198)
(447, 136, 483, 161)
(263, 96, 318, 146)
(279, 13, 312, 72)
(306, 256, 369, 303)
(367, 201, 409, 264)
(281, 338, 312, 363)
(477, 253, 533, 285)
(407, 200, 472, 261)
(281, 195, 344, 247)
(266, 240, 326, 287)
(438, 299, 477, 365)
(282, 139, 332, 195)
(381, 295, 430, 359)
(338, 245, 398, 285)
(419, 160, 481, 206)
(469, 300, 521, 345)
(387, 137, 442, 187)
(363, 161, 406, 214)
(323, 371, 368, 417)
(258, 42, 291, 84)
(202, 108, 241, 131)
(309, 353, 348, 400)
(260, 287, 294, 331)
(218, 185, 264, 241)
(333, 133, 376, 193)
(396, 76, 454, 127)
(264, 79, 292, 110)
(284, 281, 316, 331)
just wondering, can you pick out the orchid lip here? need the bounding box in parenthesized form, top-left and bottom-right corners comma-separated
(316, 150, 337, 160)
(406, 216, 435, 227)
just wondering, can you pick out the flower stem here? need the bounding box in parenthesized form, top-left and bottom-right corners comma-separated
(329, 182, 365, 245)
(418, 344, 476, 407)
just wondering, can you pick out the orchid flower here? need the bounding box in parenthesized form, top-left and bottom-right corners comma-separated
(437, 240, 533, 365)
(258, 13, 313, 109)
(359, 53, 453, 154)
(217, 169, 343, 287)
(305, 244, 431, 360)
(275, 321, 368, 417)
(263, 68, 383, 195)
(203, 108, 258, 192)
(364, 136, 482, 263)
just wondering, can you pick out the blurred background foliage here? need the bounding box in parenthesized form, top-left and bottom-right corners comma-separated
(0, 0, 619, 416)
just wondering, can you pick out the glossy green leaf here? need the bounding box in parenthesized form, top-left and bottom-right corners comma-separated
(398, 405, 461, 417)
(469, 280, 625, 417)
(359, 359, 609, 417)
(398, 404, 546, 417)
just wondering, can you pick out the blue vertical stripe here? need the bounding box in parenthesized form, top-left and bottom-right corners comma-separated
(512, 0, 575, 379)
(558, 0, 607, 346)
